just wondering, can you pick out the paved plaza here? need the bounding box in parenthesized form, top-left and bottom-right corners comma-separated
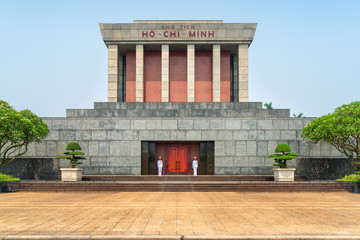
(1, 191, 360, 239)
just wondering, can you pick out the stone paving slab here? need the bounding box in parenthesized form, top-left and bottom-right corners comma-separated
(2, 235, 360, 240)
(1, 192, 360, 239)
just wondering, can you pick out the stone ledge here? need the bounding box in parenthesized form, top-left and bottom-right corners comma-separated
(66, 109, 290, 118)
(93, 102, 263, 110)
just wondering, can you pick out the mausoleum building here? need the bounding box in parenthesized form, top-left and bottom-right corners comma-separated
(15, 20, 347, 178)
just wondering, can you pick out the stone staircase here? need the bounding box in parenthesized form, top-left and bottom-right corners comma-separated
(81, 175, 307, 181)
(18, 175, 346, 192)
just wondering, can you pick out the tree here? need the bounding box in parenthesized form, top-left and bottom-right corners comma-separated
(264, 102, 273, 109)
(267, 143, 298, 168)
(0, 100, 49, 169)
(302, 101, 360, 171)
(56, 142, 86, 168)
(292, 113, 304, 118)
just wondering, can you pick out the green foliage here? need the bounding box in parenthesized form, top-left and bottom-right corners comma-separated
(64, 151, 85, 155)
(0, 100, 49, 169)
(56, 156, 71, 159)
(66, 142, 81, 151)
(275, 143, 291, 153)
(57, 141, 86, 168)
(0, 172, 20, 182)
(267, 143, 298, 168)
(292, 113, 304, 118)
(337, 172, 360, 182)
(264, 102, 273, 109)
(301, 101, 360, 171)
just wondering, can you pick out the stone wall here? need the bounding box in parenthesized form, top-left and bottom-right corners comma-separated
(18, 102, 346, 177)
(1, 158, 60, 180)
(296, 158, 356, 180)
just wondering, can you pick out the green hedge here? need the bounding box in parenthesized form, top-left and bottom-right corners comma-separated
(337, 172, 360, 182)
(0, 173, 20, 182)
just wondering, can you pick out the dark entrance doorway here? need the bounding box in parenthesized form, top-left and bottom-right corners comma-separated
(168, 144, 188, 175)
(141, 141, 214, 175)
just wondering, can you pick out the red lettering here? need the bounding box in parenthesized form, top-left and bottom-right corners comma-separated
(170, 31, 176, 37)
(171, 25, 175, 29)
(164, 31, 168, 37)
(191, 25, 195, 29)
(149, 31, 155, 37)
(201, 31, 206, 37)
(142, 31, 148, 37)
(189, 31, 196, 37)
(208, 31, 214, 37)
(162, 25, 166, 29)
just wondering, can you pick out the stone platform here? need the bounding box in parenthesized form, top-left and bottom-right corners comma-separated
(66, 102, 290, 118)
(18, 101, 347, 177)
(18, 175, 345, 192)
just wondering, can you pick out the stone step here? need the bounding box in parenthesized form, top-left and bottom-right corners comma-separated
(19, 180, 344, 192)
(81, 175, 309, 181)
(93, 102, 264, 110)
(66, 108, 290, 118)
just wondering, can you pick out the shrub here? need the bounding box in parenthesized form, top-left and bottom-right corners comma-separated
(267, 143, 299, 168)
(337, 172, 360, 182)
(0, 173, 20, 182)
(66, 142, 81, 151)
(57, 142, 86, 168)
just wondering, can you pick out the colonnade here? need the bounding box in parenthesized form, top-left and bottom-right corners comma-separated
(107, 44, 249, 103)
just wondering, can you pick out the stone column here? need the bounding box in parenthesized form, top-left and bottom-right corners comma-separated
(108, 45, 118, 102)
(187, 45, 195, 102)
(118, 55, 124, 102)
(212, 45, 221, 102)
(233, 55, 238, 102)
(161, 45, 169, 102)
(238, 45, 248, 102)
(136, 45, 144, 102)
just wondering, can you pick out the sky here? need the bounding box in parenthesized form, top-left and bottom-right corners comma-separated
(0, 0, 359, 118)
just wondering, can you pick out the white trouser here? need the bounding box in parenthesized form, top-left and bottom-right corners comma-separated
(158, 167, 162, 176)
(193, 168, 197, 176)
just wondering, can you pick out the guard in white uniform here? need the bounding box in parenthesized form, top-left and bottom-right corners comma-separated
(157, 156, 163, 176)
(192, 156, 198, 176)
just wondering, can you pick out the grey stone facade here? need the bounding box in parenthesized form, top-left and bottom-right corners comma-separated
(16, 20, 346, 177)
(22, 102, 345, 176)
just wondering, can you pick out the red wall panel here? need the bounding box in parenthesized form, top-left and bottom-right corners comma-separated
(126, 51, 136, 102)
(144, 51, 161, 102)
(195, 51, 212, 102)
(221, 50, 231, 102)
(126, 50, 228, 103)
(169, 51, 187, 102)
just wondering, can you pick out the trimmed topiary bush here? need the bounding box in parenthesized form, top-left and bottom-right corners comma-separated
(57, 142, 86, 168)
(267, 143, 299, 168)
(66, 142, 81, 151)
